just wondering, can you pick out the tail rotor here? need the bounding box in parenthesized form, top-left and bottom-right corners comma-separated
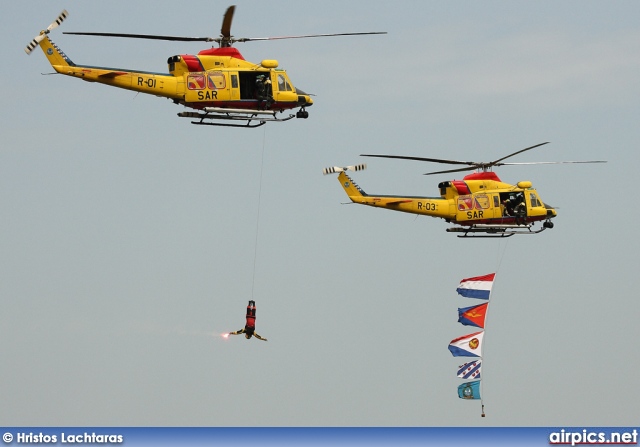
(25, 10, 69, 54)
(322, 164, 366, 175)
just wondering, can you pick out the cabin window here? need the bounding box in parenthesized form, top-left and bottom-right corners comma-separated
(475, 194, 490, 209)
(231, 75, 238, 89)
(458, 197, 471, 211)
(493, 195, 499, 208)
(207, 71, 226, 89)
(457, 194, 490, 211)
(277, 73, 292, 92)
(187, 74, 206, 90)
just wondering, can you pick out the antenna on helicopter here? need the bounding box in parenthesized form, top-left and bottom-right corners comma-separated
(63, 5, 387, 48)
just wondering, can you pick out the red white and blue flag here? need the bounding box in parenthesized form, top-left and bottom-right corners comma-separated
(448, 330, 484, 357)
(457, 360, 482, 379)
(456, 273, 495, 300)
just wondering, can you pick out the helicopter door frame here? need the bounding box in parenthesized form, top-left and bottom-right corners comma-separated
(238, 71, 262, 100)
(499, 191, 526, 218)
(229, 72, 240, 100)
(491, 194, 502, 219)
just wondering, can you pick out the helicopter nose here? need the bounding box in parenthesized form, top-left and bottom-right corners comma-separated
(295, 88, 313, 106)
(545, 204, 557, 217)
(297, 94, 313, 107)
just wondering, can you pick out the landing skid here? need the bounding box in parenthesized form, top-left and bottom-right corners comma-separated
(178, 108, 295, 128)
(447, 221, 553, 238)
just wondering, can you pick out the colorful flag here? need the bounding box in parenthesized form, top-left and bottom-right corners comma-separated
(457, 360, 481, 379)
(458, 303, 489, 328)
(458, 380, 481, 399)
(448, 331, 484, 357)
(456, 273, 495, 300)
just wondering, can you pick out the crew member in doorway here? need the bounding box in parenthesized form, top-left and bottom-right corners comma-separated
(514, 194, 527, 225)
(256, 75, 273, 110)
(228, 300, 268, 341)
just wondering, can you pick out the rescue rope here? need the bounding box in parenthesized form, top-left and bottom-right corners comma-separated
(479, 238, 510, 417)
(250, 128, 267, 300)
(494, 238, 510, 275)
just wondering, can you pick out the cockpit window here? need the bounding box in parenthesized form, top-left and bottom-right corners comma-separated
(277, 73, 292, 92)
(529, 193, 541, 207)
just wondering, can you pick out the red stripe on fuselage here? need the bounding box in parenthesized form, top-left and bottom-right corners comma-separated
(181, 54, 205, 72)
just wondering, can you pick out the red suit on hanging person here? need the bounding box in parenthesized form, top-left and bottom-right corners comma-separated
(228, 300, 267, 341)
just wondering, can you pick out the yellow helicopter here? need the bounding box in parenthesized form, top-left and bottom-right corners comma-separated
(25, 7, 385, 128)
(323, 143, 606, 237)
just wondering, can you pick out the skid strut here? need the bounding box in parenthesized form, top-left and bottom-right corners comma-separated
(178, 108, 297, 128)
(447, 220, 554, 238)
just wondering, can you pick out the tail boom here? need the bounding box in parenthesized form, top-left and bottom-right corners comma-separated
(36, 36, 184, 100)
(336, 172, 452, 218)
(56, 64, 184, 100)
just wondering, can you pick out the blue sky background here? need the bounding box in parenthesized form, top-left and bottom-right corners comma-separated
(1, 0, 639, 426)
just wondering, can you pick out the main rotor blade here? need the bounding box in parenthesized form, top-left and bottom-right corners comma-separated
(237, 31, 387, 42)
(423, 166, 477, 176)
(64, 29, 386, 44)
(221, 5, 235, 38)
(497, 160, 607, 166)
(361, 153, 472, 166)
(362, 144, 604, 177)
(489, 142, 550, 167)
(63, 31, 214, 42)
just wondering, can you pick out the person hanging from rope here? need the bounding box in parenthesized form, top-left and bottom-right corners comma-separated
(227, 300, 268, 341)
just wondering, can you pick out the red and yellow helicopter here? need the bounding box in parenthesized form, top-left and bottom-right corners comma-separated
(25, 7, 385, 128)
(323, 143, 606, 237)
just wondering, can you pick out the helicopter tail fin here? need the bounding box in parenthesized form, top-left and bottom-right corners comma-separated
(38, 35, 75, 68)
(322, 164, 368, 199)
(338, 171, 367, 199)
